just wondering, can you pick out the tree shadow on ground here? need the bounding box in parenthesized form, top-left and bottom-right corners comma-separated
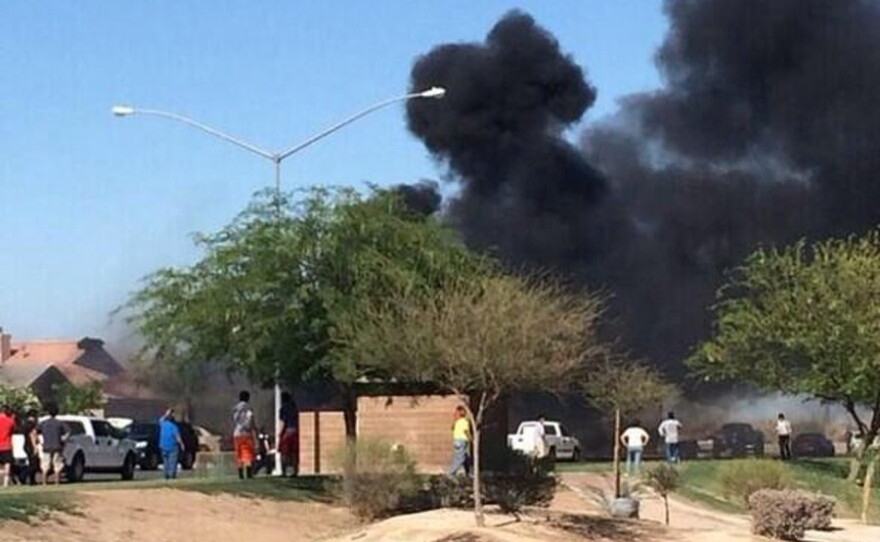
(547, 513, 659, 541)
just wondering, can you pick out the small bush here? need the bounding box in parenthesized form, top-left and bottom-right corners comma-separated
(332, 438, 420, 521)
(645, 464, 680, 525)
(484, 453, 557, 515)
(425, 450, 557, 516)
(719, 460, 789, 505)
(749, 489, 836, 540)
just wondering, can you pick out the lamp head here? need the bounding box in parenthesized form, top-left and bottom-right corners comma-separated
(111, 105, 135, 117)
(419, 86, 446, 99)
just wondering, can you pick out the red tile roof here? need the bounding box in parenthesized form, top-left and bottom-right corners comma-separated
(6, 340, 114, 386)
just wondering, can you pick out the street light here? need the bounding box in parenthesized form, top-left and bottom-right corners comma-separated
(113, 86, 445, 476)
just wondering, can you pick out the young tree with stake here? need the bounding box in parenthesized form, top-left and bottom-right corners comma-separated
(333, 274, 606, 526)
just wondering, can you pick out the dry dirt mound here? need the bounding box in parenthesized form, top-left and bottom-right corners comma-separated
(327, 508, 664, 542)
(0, 488, 355, 542)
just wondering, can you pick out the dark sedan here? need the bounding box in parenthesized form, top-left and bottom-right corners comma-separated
(710, 423, 765, 458)
(126, 421, 199, 470)
(792, 433, 835, 458)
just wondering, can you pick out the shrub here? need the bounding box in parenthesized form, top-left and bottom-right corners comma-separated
(331, 438, 420, 520)
(425, 449, 557, 516)
(644, 463, 680, 525)
(749, 489, 836, 540)
(719, 460, 789, 505)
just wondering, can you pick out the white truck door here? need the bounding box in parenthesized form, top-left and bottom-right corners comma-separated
(90, 420, 117, 468)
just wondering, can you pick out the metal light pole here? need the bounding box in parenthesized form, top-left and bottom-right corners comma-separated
(112, 86, 446, 476)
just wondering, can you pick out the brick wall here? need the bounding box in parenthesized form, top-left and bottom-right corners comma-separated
(298, 411, 346, 474)
(357, 395, 463, 473)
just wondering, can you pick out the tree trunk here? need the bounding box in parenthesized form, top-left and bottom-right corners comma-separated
(849, 445, 866, 483)
(664, 495, 670, 526)
(342, 385, 357, 443)
(613, 407, 622, 498)
(861, 453, 877, 524)
(473, 425, 484, 527)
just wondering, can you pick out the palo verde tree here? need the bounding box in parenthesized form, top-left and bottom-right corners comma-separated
(125, 187, 489, 435)
(581, 355, 674, 498)
(333, 273, 606, 526)
(689, 231, 880, 488)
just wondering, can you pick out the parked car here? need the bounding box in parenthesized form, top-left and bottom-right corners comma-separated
(706, 423, 765, 458)
(507, 420, 581, 461)
(792, 432, 835, 458)
(125, 420, 200, 470)
(40, 415, 138, 482)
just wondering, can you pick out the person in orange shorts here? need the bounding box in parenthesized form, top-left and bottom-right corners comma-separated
(232, 390, 257, 479)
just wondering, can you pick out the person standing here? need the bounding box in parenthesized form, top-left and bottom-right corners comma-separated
(448, 405, 471, 476)
(278, 392, 299, 477)
(533, 414, 548, 458)
(23, 410, 40, 485)
(776, 413, 793, 460)
(0, 404, 16, 487)
(232, 391, 257, 480)
(658, 412, 683, 464)
(158, 409, 185, 480)
(621, 420, 650, 476)
(37, 403, 67, 485)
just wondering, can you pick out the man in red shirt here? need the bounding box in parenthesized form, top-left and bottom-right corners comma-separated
(0, 404, 15, 487)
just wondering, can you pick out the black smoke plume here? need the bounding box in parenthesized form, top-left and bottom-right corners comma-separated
(406, 3, 880, 377)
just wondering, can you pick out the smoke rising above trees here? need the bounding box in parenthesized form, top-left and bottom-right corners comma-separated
(406, 2, 880, 375)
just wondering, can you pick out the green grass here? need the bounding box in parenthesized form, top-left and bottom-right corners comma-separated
(560, 458, 880, 520)
(175, 475, 332, 502)
(0, 492, 78, 523)
(677, 458, 879, 519)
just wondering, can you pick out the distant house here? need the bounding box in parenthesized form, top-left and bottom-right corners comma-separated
(0, 329, 166, 418)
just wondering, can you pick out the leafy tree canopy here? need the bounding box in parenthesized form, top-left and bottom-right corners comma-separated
(124, 187, 492, 390)
(689, 231, 880, 446)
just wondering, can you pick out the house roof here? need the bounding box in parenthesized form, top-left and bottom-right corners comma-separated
(6, 339, 116, 385)
(0, 361, 58, 388)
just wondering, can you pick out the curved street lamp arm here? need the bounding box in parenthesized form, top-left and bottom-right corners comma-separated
(276, 91, 428, 162)
(131, 108, 276, 161)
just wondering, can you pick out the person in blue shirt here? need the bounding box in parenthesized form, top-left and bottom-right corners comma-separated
(158, 408, 185, 480)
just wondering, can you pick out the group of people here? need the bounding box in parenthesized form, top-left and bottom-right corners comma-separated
(620, 412, 683, 476)
(231, 390, 299, 480)
(620, 411, 797, 475)
(0, 402, 68, 487)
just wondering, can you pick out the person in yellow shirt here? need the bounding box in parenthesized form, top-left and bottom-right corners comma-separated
(448, 405, 471, 476)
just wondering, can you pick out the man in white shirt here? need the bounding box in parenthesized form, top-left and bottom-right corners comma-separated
(776, 412, 793, 460)
(621, 420, 650, 476)
(533, 415, 548, 458)
(658, 411, 683, 464)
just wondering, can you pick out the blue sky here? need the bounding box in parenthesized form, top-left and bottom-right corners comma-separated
(0, 2, 666, 343)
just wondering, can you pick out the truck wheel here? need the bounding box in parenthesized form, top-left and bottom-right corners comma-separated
(571, 447, 581, 462)
(548, 446, 557, 460)
(121, 453, 136, 481)
(67, 453, 85, 483)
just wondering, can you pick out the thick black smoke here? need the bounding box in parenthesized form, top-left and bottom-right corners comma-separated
(406, 3, 880, 376)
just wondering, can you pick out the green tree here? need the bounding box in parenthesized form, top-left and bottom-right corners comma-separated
(125, 187, 490, 436)
(333, 274, 605, 526)
(0, 385, 41, 414)
(581, 355, 674, 498)
(689, 231, 880, 485)
(53, 382, 104, 415)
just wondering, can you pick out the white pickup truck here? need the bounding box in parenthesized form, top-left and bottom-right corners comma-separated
(507, 420, 581, 461)
(13, 415, 139, 482)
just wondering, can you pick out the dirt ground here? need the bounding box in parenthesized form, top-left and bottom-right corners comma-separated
(0, 489, 355, 542)
(3, 476, 880, 542)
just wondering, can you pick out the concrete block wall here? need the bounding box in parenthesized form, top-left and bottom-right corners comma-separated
(357, 395, 463, 473)
(298, 411, 346, 474)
